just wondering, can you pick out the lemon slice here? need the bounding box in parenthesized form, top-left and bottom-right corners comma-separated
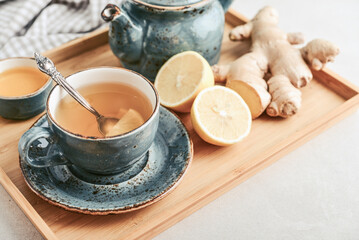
(191, 86, 252, 146)
(106, 109, 145, 137)
(154, 51, 214, 112)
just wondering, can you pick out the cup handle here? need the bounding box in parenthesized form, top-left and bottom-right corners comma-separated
(18, 127, 70, 168)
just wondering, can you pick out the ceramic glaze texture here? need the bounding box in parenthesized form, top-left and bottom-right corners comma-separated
(0, 58, 52, 120)
(19, 67, 160, 175)
(19, 107, 192, 214)
(48, 110, 159, 174)
(104, 0, 232, 81)
(141, 0, 201, 6)
(0, 85, 52, 119)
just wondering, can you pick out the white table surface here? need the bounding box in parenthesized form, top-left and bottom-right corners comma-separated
(1, 0, 359, 239)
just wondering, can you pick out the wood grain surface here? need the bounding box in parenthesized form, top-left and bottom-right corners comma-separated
(0, 9, 358, 240)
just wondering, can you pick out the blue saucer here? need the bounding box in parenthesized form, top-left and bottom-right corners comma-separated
(19, 106, 192, 215)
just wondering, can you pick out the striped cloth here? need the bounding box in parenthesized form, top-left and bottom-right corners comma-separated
(0, 0, 121, 59)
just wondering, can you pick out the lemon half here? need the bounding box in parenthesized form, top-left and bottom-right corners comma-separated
(154, 51, 214, 112)
(191, 86, 252, 146)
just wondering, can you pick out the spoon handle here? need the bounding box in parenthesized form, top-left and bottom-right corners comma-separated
(53, 72, 102, 118)
(34, 53, 102, 119)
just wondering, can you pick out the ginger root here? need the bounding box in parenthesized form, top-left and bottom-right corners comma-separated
(301, 39, 340, 71)
(213, 6, 339, 118)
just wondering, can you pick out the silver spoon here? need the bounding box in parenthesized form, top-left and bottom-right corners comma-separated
(34, 52, 119, 136)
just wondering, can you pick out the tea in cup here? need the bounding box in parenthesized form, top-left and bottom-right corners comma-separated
(19, 67, 159, 175)
(55, 81, 153, 137)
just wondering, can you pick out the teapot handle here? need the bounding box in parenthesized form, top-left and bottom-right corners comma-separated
(101, 4, 121, 22)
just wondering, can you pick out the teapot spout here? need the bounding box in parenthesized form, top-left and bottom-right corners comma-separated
(101, 4, 143, 63)
(218, 0, 234, 12)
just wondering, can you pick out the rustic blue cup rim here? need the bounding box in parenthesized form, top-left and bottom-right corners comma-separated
(0, 57, 52, 100)
(46, 66, 160, 141)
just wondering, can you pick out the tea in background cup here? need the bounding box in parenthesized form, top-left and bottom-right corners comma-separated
(19, 67, 160, 175)
(0, 58, 52, 119)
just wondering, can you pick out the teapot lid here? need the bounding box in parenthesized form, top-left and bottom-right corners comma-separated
(138, 0, 202, 7)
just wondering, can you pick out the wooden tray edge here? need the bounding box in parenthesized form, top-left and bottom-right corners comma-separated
(2, 7, 359, 240)
(0, 168, 58, 240)
(135, 95, 359, 240)
(44, 28, 109, 64)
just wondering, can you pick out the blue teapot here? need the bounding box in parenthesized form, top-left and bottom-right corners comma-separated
(101, 0, 233, 81)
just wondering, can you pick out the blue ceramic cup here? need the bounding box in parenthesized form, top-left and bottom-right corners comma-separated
(0, 58, 52, 120)
(19, 67, 160, 175)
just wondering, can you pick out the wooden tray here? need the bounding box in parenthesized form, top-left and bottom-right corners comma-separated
(1, 9, 359, 240)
